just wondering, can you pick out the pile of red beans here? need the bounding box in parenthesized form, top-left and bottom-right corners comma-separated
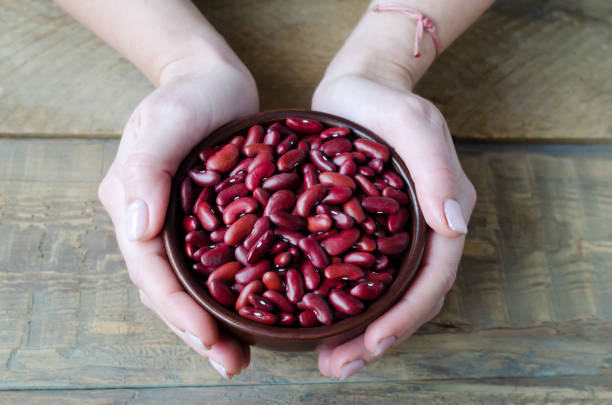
(180, 117, 411, 327)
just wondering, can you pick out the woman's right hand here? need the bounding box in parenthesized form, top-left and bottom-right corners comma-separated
(97, 55, 258, 379)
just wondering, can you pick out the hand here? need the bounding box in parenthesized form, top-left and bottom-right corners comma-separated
(97, 57, 258, 378)
(312, 72, 476, 379)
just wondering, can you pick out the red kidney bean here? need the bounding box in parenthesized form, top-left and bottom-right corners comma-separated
(302, 293, 333, 324)
(192, 263, 214, 277)
(246, 161, 275, 191)
(324, 263, 365, 280)
(185, 231, 211, 247)
(210, 227, 228, 243)
(329, 289, 364, 315)
(298, 310, 320, 327)
(263, 128, 281, 146)
(338, 159, 357, 176)
(222, 197, 259, 225)
(275, 228, 303, 246)
(320, 228, 360, 256)
(235, 260, 271, 284)
(285, 269, 305, 303)
(320, 138, 352, 157)
(277, 149, 306, 172)
(243, 143, 273, 158)
(322, 186, 352, 204)
(216, 183, 248, 206)
(192, 187, 211, 212)
(238, 306, 277, 325)
(262, 173, 299, 191)
(330, 212, 354, 229)
(263, 290, 296, 313)
(361, 216, 376, 235)
(262, 189, 294, 216)
(366, 269, 394, 285)
(356, 235, 376, 252)
(308, 228, 338, 241)
(373, 178, 387, 191)
(244, 125, 264, 151)
(248, 293, 275, 312)
(200, 243, 233, 268)
(358, 166, 376, 178)
(301, 163, 319, 188)
(235, 280, 265, 311)
(243, 216, 270, 251)
(285, 117, 324, 134)
(377, 232, 410, 255)
(234, 245, 249, 265)
(343, 252, 376, 268)
(297, 140, 310, 153)
(278, 312, 297, 326)
(374, 255, 390, 271)
(362, 196, 399, 214)
(230, 135, 245, 149)
(383, 171, 405, 189)
(388, 207, 409, 233)
(320, 126, 350, 139)
(267, 121, 292, 135)
(208, 261, 242, 283)
(354, 174, 380, 197)
(188, 169, 222, 187)
(382, 187, 410, 205)
(353, 138, 390, 162)
(295, 184, 327, 217)
(247, 229, 275, 264)
(332, 152, 354, 166)
(307, 214, 332, 233)
(247, 150, 274, 172)
(309, 150, 337, 172)
(319, 172, 356, 190)
(314, 278, 345, 297)
(192, 247, 209, 262)
(185, 242, 196, 259)
(269, 211, 306, 231)
(270, 240, 289, 255)
(298, 237, 330, 269)
(262, 271, 284, 291)
(343, 197, 366, 224)
(350, 281, 385, 300)
(274, 252, 292, 267)
(367, 158, 384, 174)
(224, 214, 257, 245)
(315, 204, 332, 216)
(276, 133, 299, 155)
(252, 187, 270, 207)
(206, 143, 239, 172)
(198, 146, 221, 163)
(180, 177, 195, 214)
(196, 201, 220, 231)
(208, 279, 236, 307)
(301, 260, 321, 290)
(214, 172, 246, 193)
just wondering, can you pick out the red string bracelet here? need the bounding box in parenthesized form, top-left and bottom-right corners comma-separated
(372, 3, 440, 58)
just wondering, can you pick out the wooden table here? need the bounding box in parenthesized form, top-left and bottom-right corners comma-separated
(1, 1, 611, 403)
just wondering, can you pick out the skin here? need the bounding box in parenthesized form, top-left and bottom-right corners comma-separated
(54, 0, 491, 379)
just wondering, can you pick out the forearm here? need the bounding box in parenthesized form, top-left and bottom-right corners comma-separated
(53, 0, 241, 86)
(325, 0, 494, 90)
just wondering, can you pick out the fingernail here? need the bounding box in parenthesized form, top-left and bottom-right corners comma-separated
(339, 359, 364, 380)
(209, 358, 230, 379)
(372, 335, 396, 357)
(444, 199, 467, 234)
(184, 330, 208, 351)
(126, 199, 148, 241)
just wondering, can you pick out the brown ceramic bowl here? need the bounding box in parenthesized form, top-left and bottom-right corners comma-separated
(163, 110, 426, 351)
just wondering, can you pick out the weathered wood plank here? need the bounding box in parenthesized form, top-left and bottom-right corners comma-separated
(0, 0, 610, 141)
(1, 139, 611, 389)
(2, 378, 612, 405)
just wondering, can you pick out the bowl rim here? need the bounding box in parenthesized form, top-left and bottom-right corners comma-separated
(163, 109, 427, 343)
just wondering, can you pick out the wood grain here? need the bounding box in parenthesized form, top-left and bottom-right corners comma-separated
(0, 0, 610, 141)
(1, 139, 611, 389)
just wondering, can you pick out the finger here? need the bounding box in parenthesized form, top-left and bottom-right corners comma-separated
(317, 346, 334, 377)
(140, 289, 249, 378)
(313, 76, 476, 237)
(363, 230, 464, 355)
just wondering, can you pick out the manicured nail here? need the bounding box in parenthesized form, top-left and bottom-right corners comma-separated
(126, 199, 148, 241)
(184, 330, 208, 351)
(444, 199, 467, 234)
(339, 359, 364, 380)
(372, 335, 396, 357)
(209, 358, 230, 379)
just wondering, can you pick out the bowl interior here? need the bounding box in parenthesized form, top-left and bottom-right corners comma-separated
(163, 110, 426, 348)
